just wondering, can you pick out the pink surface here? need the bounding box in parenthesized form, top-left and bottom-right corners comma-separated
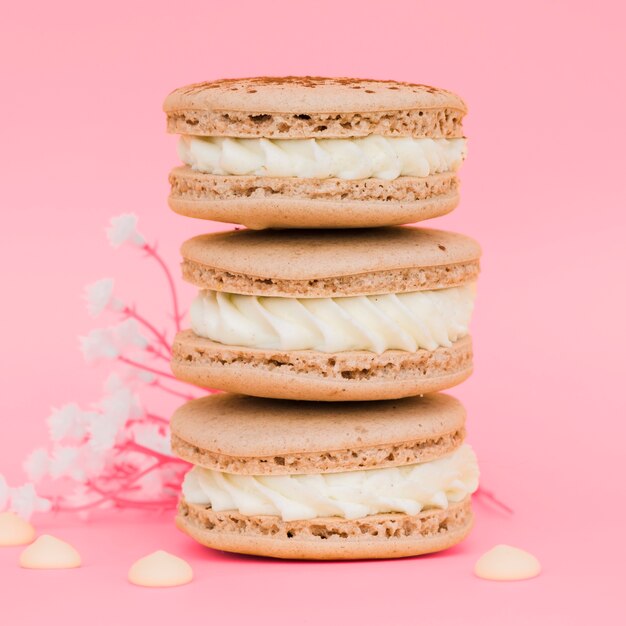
(1, 1, 625, 623)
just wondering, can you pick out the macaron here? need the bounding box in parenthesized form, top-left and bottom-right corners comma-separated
(163, 76, 467, 229)
(171, 226, 480, 401)
(172, 392, 479, 560)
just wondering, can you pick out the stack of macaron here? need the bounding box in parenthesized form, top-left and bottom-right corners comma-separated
(163, 77, 481, 560)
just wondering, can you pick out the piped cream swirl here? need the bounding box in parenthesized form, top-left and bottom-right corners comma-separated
(182, 444, 479, 522)
(178, 135, 467, 180)
(190, 284, 476, 354)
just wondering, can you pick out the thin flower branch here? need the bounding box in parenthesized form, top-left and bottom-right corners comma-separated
(104, 497, 176, 510)
(143, 243, 183, 333)
(123, 441, 188, 465)
(118, 355, 210, 393)
(144, 413, 170, 425)
(145, 345, 172, 363)
(123, 305, 172, 355)
(103, 461, 161, 491)
(117, 356, 180, 382)
(150, 379, 196, 401)
(474, 486, 514, 514)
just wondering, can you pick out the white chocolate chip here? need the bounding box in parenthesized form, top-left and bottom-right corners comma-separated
(474, 544, 541, 581)
(19, 534, 81, 569)
(128, 550, 193, 587)
(0, 512, 36, 546)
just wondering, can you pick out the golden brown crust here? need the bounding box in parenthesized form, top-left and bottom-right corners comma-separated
(171, 331, 473, 401)
(176, 497, 473, 560)
(168, 167, 459, 229)
(163, 77, 466, 139)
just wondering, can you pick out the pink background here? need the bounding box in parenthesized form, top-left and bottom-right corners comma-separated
(2, 1, 625, 623)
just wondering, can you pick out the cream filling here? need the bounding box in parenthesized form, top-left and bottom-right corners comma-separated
(182, 444, 479, 522)
(178, 135, 467, 180)
(190, 284, 476, 354)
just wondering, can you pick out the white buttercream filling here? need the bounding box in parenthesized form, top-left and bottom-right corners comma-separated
(178, 135, 467, 180)
(190, 284, 476, 354)
(182, 444, 479, 522)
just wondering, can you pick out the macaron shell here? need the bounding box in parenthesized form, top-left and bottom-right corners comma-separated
(164, 77, 466, 139)
(182, 226, 481, 279)
(180, 227, 480, 297)
(171, 391, 464, 456)
(169, 168, 459, 230)
(164, 77, 467, 115)
(177, 497, 473, 560)
(171, 331, 473, 402)
(170, 392, 466, 475)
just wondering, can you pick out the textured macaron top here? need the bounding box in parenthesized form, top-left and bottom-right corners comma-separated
(181, 227, 481, 297)
(164, 76, 466, 139)
(171, 393, 466, 475)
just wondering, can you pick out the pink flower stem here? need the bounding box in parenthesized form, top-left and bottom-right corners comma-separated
(151, 379, 196, 401)
(145, 412, 170, 425)
(117, 356, 178, 381)
(163, 482, 182, 490)
(126, 414, 170, 428)
(57, 493, 177, 513)
(78, 464, 177, 506)
(475, 486, 514, 514)
(118, 355, 211, 392)
(53, 496, 112, 513)
(143, 243, 182, 332)
(110, 497, 177, 509)
(145, 345, 171, 363)
(123, 306, 172, 355)
(119, 461, 162, 488)
(51, 457, 187, 513)
(123, 440, 189, 465)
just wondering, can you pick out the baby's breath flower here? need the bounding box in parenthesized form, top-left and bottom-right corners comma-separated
(48, 446, 81, 480)
(113, 318, 148, 349)
(106, 214, 145, 248)
(135, 471, 163, 499)
(86, 416, 119, 452)
(75, 444, 106, 479)
(63, 485, 98, 509)
(135, 370, 156, 383)
(0, 474, 8, 510)
(115, 367, 156, 385)
(9, 483, 51, 520)
(47, 403, 91, 441)
(79, 319, 148, 364)
(100, 383, 141, 427)
(104, 373, 125, 393)
(133, 424, 171, 456)
(84, 278, 123, 317)
(79, 328, 119, 362)
(23, 448, 49, 482)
